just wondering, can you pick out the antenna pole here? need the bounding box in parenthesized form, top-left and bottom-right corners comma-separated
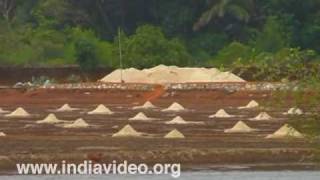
(118, 27, 123, 83)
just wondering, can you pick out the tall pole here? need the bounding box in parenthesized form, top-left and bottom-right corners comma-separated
(118, 27, 123, 83)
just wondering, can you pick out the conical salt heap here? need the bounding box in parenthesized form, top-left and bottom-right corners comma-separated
(166, 116, 188, 124)
(0, 132, 6, 137)
(224, 121, 256, 133)
(5, 107, 30, 117)
(162, 102, 185, 112)
(112, 124, 142, 137)
(250, 112, 272, 121)
(285, 108, 303, 115)
(209, 109, 234, 118)
(88, 104, 114, 115)
(56, 104, 77, 112)
(37, 113, 64, 124)
(266, 124, 303, 139)
(132, 101, 156, 110)
(129, 112, 152, 121)
(0, 108, 9, 113)
(164, 129, 185, 139)
(63, 118, 89, 128)
(238, 100, 259, 109)
(165, 116, 203, 125)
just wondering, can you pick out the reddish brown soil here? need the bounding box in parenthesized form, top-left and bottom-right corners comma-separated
(0, 88, 318, 173)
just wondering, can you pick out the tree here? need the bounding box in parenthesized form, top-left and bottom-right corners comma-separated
(0, 0, 16, 22)
(193, 0, 254, 31)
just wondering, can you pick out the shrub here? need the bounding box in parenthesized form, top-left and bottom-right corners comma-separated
(74, 38, 98, 71)
(208, 42, 256, 66)
(117, 25, 191, 68)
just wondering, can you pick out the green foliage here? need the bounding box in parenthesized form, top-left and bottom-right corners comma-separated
(188, 32, 229, 64)
(253, 16, 290, 53)
(119, 25, 191, 68)
(209, 42, 256, 66)
(74, 38, 98, 71)
(231, 48, 319, 81)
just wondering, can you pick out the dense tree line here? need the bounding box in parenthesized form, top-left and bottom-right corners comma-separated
(0, 0, 319, 78)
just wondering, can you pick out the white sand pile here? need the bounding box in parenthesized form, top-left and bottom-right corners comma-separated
(284, 108, 303, 115)
(162, 102, 186, 112)
(0, 108, 9, 113)
(209, 109, 234, 118)
(238, 100, 259, 109)
(129, 112, 153, 121)
(132, 101, 156, 110)
(55, 104, 77, 112)
(63, 118, 89, 128)
(224, 121, 256, 133)
(100, 65, 245, 84)
(5, 107, 31, 117)
(266, 124, 303, 139)
(164, 129, 185, 139)
(165, 116, 203, 125)
(250, 112, 273, 121)
(0, 132, 6, 137)
(88, 104, 114, 115)
(112, 124, 142, 137)
(37, 113, 64, 124)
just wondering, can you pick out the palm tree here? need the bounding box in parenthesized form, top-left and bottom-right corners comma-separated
(193, 0, 254, 31)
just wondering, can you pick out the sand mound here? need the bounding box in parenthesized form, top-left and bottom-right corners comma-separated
(0, 108, 9, 113)
(112, 125, 142, 137)
(100, 65, 245, 84)
(224, 121, 256, 133)
(88, 104, 114, 115)
(63, 118, 89, 128)
(55, 104, 77, 112)
(238, 100, 259, 109)
(5, 107, 30, 117)
(164, 129, 185, 139)
(37, 114, 64, 124)
(0, 132, 6, 137)
(284, 108, 303, 115)
(266, 124, 303, 139)
(132, 101, 156, 110)
(209, 109, 234, 118)
(250, 112, 273, 121)
(129, 112, 153, 121)
(162, 102, 185, 112)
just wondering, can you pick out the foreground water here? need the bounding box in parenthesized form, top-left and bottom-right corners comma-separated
(1, 171, 320, 180)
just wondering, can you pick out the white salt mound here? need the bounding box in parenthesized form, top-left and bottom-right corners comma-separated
(162, 102, 185, 112)
(166, 116, 188, 124)
(63, 118, 89, 128)
(165, 116, 203, 125)
(112, 125, 141, 137)
(238, 100, 259, 109)
(88, 104, 114, 115)
(224, 121, 256, 133)
(100, 65, 245, 84)
(209, 109, 234, 118)
(132, 101, 156, 110)
(129, 112, 152, 121)
(266, 124, 303, 139)
(5, 107, 30, 117)
(0, 132, 6, 137)
(164, 129, 185, 139)
(37, 114, 63, 124)
(284, 108, 303, 115)
(250, 112, 272, 121)
(56, 104, 77, 112)
(0, 108, 9, 113)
